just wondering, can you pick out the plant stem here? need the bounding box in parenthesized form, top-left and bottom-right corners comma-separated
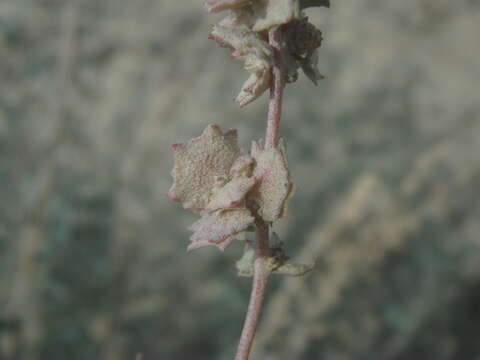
(234, 220, 270, 360)
(265, 26, 285, 150)
(234, 26, 286, 360)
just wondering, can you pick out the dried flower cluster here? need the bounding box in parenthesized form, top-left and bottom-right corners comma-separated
(207, 0, 328, 106)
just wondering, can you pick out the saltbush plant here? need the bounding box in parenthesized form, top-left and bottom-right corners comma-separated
(168, 1, 329, 359)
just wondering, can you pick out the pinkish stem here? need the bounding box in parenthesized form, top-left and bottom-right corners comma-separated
(234, 220, 270, 360)
(234, 26, 285, 360)
(265, 27, 285, 150)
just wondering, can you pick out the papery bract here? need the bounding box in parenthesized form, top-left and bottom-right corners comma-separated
(187, 209, 255, 251)
(168, 125, 294, 251)
(209, 24, 272, 107)
(168, 124, 240, 212)
(206, 176, 257, 212)
(251, 140, 292, 222)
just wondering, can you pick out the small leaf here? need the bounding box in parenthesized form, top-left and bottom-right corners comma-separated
(236, 245, 255, 276)
(168, 124, 240, 212)
(187, 209, 255, 251)
(269, 261, 314, 276)
(235, 61, 271, 107)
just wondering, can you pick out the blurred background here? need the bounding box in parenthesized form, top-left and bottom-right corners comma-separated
(1, 0, 480, 359)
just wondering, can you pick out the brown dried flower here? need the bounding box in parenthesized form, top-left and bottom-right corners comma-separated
(284, 17, 324, 84)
